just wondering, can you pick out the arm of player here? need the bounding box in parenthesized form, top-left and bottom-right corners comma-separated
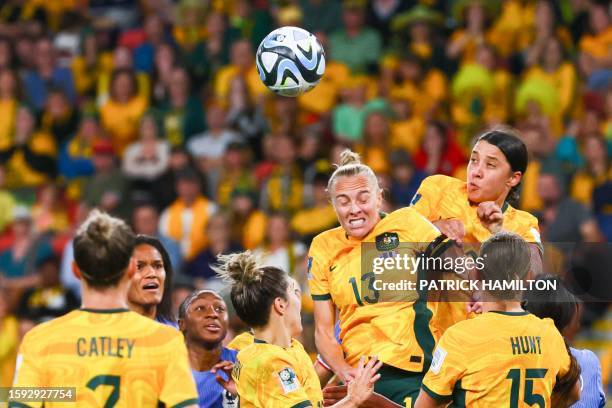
(415, 332, 465, 408)
(323, 386, 403, 408)
(9, 333, 43, 408)
(159, 333, 199, 408)
(313, 300, 358, 383)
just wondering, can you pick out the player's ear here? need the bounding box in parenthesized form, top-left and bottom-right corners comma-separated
(272, 297, 286, 316)
(507, 170, 522, 188)
(72, 261, 82, 281)
(126, 257, 137, 279)
(178, 318, 186, 332)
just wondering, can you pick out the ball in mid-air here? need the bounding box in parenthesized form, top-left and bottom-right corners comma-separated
(256, 26, 326, 97)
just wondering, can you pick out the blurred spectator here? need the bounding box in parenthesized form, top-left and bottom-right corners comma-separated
(332, 76, 386, 142)
(300, 0, 342, 35)
(158, 67, 205, 147)
(253, 212, 306, 277)
(365, 0, 410, 47)
(132, 202, 182, 273)
(0, 288, 18, 388)
(151, 145, 203, 211)
(58, 114, 98, 201)
(578, 3, 612, 90)
(0, 165, 15, 232)
(260, 135, 303, 213)
(388, 148, 426, 207)
(216, 142, 256, 209)
(413, 121, 466, 177)
(390, 5, 446, 71)
(100, 68, 148, 154)
(227, 0, 273, 51)
(22, 37, 75, 111)
(183, 212, 242, 288)
(291, 171, 338, 244)
(97, 46, 151, 107)
(356, 111, 392, 174)
(524, 1, 573, 69)
(198, 11, 239, 85)
(0, 68, 19, 150)
(537, 172, 603, 242)
(329, 1, 382, 74)
(187, 102, 240, 196)
(446, 0, 495, 64)
(71, 29, 112, 99)
(122, 113, 170, 190)
(82, 139, 129, 218)
(389, 89, 425, 154)
(170, 275, 196, 322)
(159, 168, 217, 261)
(40, 87, 80, 147)
(518, 124, 562, 213)
(0, 206, 50, 292)
(16, 255, 79, 322)
(570, 134, 611, 208)
(31, 184, 69, 234)
(226, 75, 267, 156)
(150, 43, 177, 105)
(0, 106, 57, 189)
(228, 188, 266, 250)
(214, 39, 267, 101)
(133, 14, 167, 74)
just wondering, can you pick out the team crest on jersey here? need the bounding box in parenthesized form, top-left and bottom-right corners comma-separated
(278, 367, 299, 394)
(376, 232, 399, 251)
(430, 345, 447, 374)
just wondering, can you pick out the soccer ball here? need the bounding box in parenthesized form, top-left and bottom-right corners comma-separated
(256, 26, 326, 97)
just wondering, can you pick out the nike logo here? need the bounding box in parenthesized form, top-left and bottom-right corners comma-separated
(329, 265, 337, 272)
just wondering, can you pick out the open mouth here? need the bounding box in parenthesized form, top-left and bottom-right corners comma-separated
(348, 218, 365, 228)
(142, 282, 160, 291)
(203, 323, 221, 333)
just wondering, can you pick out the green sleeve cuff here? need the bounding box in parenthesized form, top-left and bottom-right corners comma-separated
(311, 293, 332, 301)
(290, 401, 312, 408)
(421, 383, 452, 402)
(171, 397, 200, 408)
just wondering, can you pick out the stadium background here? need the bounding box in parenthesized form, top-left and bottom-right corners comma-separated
(0, 0, 609, 400)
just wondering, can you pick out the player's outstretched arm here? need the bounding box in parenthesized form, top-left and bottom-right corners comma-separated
(314, 300, 358, 383)
(414, 388, 448, 408)
(323, 386, 403, 408)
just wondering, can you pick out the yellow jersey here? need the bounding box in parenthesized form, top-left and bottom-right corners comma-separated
(421, 311, 570, 407)
(227, 331, 255, 352)
(308, 207, 443, 372)
(232, 338, 323, 408)
(11, 308, 198, 407)
(411, 175, 543, 339)
(411, 175, 541, 246)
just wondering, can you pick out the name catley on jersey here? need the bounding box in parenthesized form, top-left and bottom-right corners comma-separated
(11, 308, 198, 407)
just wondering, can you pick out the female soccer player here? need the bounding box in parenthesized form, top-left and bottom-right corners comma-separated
(11, 210, 198, 407)
(309, 150, 450, 406)
(179, 290, 239, 408)
(415, 232, 580, 407)
(411, 128, 543, 329)
(214, 251, 383, 408)
(128, 235, 175, 326)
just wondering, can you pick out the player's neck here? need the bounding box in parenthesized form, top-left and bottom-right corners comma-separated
(254, 321, 292, 349)
(481, 298, 524, 314)
(187, 341, 223, 372)
(80, 285, 130, 310)
(127, 300, 157, 319)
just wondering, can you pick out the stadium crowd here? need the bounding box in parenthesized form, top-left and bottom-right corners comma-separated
(0, 0, 610, 400)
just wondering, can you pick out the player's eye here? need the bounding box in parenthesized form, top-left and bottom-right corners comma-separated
(153, 262, 163, 269)
(470, 157, 477, 163)
(486, 162, 495, 168)
(215, 306, 225, 313)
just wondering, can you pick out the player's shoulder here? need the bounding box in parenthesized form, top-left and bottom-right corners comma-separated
(311, 225, 345, 249)
(420, 174, 464, 191)
(22, 310, 81, 342)
(238, 341, 293, 369)
(506, 204, 539, 226)
(227, 331, 255, 352)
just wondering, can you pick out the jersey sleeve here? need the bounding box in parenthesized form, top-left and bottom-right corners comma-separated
(10, 332, 44, 407)
(255, 354, 313, 408)
(421, 328, 466, 402)
(159, 331, 199, 407)
(516, 213, 543, 254)
(307, 236, 331, 301)
(410, 175, 445, 221)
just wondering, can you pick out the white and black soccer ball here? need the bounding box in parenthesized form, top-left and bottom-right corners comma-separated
(256, 26, 326, 97)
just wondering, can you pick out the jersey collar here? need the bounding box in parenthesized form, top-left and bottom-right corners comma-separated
(80, 308, 130, 314)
